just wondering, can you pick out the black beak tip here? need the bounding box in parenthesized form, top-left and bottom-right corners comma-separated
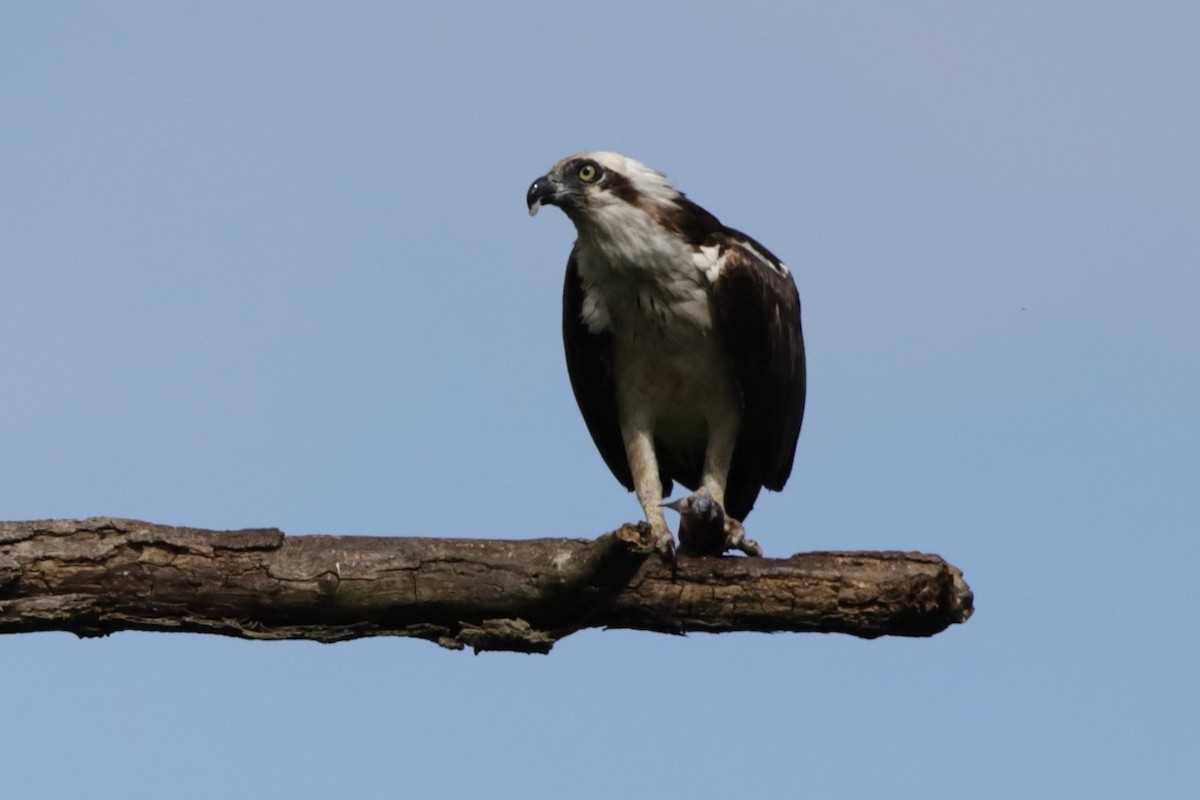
(526, 174, 555, 216)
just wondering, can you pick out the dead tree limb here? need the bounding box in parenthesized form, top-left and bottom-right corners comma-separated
(0, 517, 973, 654)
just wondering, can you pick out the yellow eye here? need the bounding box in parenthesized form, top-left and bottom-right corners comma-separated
(578, 163, 599, 182)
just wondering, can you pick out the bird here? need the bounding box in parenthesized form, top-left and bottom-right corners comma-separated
(526, 152, 805, 557)
(663, 489, 762, 557)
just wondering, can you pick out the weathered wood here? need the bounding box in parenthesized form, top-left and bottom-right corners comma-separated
(0, 517, 973, 653)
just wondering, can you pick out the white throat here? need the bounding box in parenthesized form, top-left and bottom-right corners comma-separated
(572, 206, 712, 338)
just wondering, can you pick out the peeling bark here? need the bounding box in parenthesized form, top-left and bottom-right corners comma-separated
(0, 518, 973, 653)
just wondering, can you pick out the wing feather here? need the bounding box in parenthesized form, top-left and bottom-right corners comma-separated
(710, 231, 806, 520)
(562, 248, 634, 491)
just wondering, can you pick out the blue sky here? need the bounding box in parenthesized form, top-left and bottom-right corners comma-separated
(2, 3, 1197, 797)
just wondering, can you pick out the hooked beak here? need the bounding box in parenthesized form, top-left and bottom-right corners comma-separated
(663, 492, 722, 522)
(526, 173, 559, 217)
(661, 497, 689, 512)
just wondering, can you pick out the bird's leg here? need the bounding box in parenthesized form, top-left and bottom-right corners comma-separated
(699, 412, 737, 511)
(621, 425, 675, 559)
(698, 414, 762, 555)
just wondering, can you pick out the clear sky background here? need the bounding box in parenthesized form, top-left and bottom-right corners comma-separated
(2, 3, 1197, 797)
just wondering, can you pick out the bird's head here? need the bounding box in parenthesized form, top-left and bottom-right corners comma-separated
(526, 151, 681, 230)
(662, 489, 724, 527)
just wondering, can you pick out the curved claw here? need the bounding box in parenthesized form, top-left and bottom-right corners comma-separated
(651, 527, 677, 565)
(736, 536, 763, 558)
(723, 517, 763, 557)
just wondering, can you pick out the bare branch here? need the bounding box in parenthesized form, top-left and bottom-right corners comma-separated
(0, 518, 973, 653)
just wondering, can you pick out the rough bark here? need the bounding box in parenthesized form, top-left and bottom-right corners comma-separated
(0, 517, 973, 654)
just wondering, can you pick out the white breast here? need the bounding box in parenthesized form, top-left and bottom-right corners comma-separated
(575, 224, 737, 439)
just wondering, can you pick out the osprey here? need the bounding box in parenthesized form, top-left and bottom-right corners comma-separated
(527, 152, 805, 557)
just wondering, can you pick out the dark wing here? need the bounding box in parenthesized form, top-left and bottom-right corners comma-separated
(562, 247, 634, 491)
(710, 231, 806, 520)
